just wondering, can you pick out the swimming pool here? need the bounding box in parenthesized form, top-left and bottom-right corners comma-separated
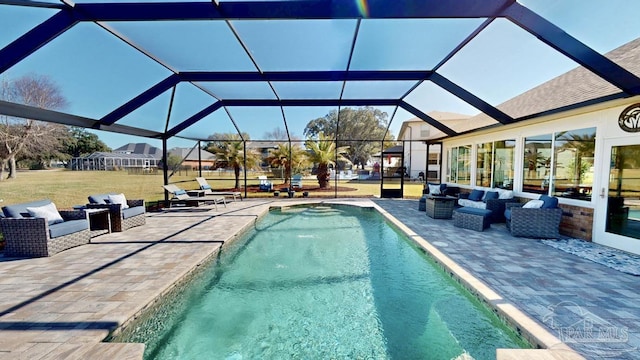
(113, 205, 529, 359)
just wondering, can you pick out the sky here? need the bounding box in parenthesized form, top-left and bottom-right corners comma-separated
(2, 0, 640, 150)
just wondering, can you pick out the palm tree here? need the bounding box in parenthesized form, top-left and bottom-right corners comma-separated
(305, 132, 350, 188)
(207, 134, 260, 189)
(558, 131, 596, 187)
(265, 143, 308, 184)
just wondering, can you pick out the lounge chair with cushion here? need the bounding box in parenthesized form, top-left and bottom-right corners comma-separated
(1, 199, 90, 257)
(258, 176, 273, 191)
(86, 193, 146, 232)
(291, 174, 303, 189)
(163, 184, 227, 210)
(504, 195, 563, 238)
(195, 177, 242, 201)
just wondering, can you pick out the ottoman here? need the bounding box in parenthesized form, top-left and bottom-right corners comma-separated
(453, 207, 492, 231)
(418, 195, 427, 211)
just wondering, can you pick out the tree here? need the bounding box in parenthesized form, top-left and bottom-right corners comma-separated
(263, 127, 289, 140)
(205, 133, 261, 189)
(265, 143, 308, 184)
(0, 74, 68, 180)
(304, 107, 394, 169)
(62, 127, 111, 159)
(167, 153, 183, 172)
(305, 132, 350, 188)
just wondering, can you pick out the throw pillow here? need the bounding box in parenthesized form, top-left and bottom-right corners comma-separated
(26, 202, 64, 225)
(428, 184, 441, 195)
(522, 199, 544, 208)
(108, 193, 130, 210)
(483, 191, 499, 202)
(539, 195, 559, 209)
(175, 189, 187, 196)
(468, 189, 485, 201)
(497, 189, 514, 199)
(201, 184, 212, 190)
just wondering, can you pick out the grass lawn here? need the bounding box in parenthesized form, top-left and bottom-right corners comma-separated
(0, 169, 425, 209)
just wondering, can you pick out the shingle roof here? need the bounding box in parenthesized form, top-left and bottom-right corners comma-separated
(113, 143, 162, 157)
(169, 147, 216, 161)
(467, 37, 640, 126)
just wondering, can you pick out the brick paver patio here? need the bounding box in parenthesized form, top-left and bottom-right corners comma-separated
(0, 198, 637, 359)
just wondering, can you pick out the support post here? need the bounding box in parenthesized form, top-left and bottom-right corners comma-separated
(162, 137, 169, 205)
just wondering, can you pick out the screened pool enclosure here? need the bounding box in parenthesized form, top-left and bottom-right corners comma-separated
(2, 0, 640, 199)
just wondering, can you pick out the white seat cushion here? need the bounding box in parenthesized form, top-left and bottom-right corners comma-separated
(457, 199, 487, 209)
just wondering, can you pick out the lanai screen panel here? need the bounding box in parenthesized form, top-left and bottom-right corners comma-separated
(6, 21, 172, 119)
(0, 5, 58, 49)
(2, 0, 640, 144)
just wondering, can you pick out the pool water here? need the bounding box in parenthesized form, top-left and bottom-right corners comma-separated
(114, 205, 529, 359)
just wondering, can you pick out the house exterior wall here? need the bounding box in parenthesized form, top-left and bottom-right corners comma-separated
(399, 122, 441, 181)
(441, 97, 640, 251)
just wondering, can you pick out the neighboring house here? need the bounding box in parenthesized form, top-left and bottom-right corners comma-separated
(72, 143, 163, 171)
(168, 147, 216, 170)
(70, 152, 159, 171)
(245, 141, 279, 168)
(113, 143, 163, 158)
(397, 111, 472, 181)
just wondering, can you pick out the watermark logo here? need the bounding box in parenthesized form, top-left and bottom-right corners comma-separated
(543, 301, 637, 358)
(619, 103, 640, 133)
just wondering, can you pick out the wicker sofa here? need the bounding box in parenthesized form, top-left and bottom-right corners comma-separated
(457, 187, 514, 223)
(504, 195, 563, 238)
(86, 193, 146, 232)
(1, 199, 90, 257)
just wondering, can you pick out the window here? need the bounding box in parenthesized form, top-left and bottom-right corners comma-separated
(476, 140, 516, 190)
(476, 140, 515, 189)
(521, 128, 595, 200)
(493, 140, 515, 190)
(420, 125, 430, 138)
(428, 153, 439, 165)
(522, 134, 552, 194)
(476, 142, 493, 187)
(448, 145, 471, 185)
(552, 128, 595, 200)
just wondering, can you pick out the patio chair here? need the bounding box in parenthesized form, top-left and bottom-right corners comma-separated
(504, 195, 563, 238)
(163, 184, 227, 210)
(258, 176, 273, 191)
(86, 193, 146, 232)
(291, 174, 303, 189)
(195, 177, 242, 201)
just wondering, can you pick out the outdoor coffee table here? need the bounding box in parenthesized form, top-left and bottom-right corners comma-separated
(84, 208, 111, 238)
(425, 195, 457, 219)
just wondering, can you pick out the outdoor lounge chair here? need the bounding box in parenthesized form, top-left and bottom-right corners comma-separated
(86, 193, 146, 232)
(504, 195, 563, 238)
(291, 174, 303, 189)
(163, 184, 227, 210)
(258, 176, 273, 191)
(195, 177, 242, 201)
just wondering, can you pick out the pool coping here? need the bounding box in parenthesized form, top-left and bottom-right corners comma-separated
(371, 202, 585, 360)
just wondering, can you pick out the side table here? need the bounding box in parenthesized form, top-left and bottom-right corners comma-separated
(425, 195, 457, 219)
(84, 208, 111, 238)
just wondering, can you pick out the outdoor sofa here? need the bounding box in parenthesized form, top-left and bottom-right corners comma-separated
(1, 199, 90, 257)
(86, 193, 146, 232)
(457, 187, 514, 223)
